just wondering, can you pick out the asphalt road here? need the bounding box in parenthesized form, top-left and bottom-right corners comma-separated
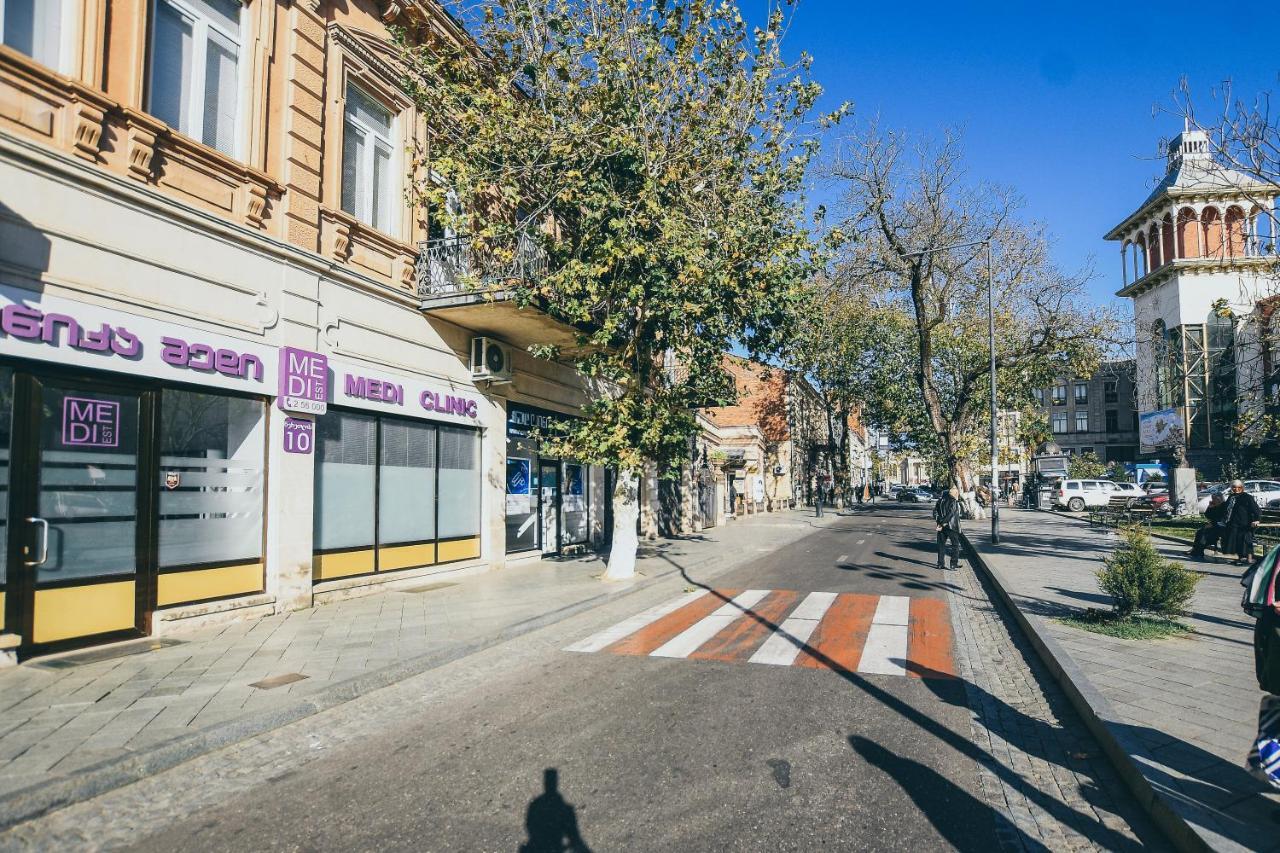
(127, 505, 1011, 852)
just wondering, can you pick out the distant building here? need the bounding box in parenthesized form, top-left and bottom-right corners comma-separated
(1032, 361, 1139, 464)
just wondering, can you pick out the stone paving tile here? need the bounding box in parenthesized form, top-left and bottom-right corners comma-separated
(0, 511, 825, 803)
(976, 509, 1280, 852)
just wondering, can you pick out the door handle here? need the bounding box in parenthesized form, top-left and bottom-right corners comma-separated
(24, 517, 48, 566)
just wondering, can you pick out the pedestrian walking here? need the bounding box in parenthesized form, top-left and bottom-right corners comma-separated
(1189, 492, 1227, 560)
(1223, 480, 1262, 566)
(934, 486, 962, 570)
(1243, 546, 1280, 789)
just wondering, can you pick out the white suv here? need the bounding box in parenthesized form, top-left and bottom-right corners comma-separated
(1053, 480, 1114, 512)
(1245, 480, 1280, 506)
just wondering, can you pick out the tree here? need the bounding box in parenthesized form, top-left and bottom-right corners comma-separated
(1067, 450, 1107, 480)
(402, 1, 841, 578)
(823, 126, 1117, 488)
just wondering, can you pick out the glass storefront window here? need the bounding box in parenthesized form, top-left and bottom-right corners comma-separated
(438, 425, 480, 539)
(158, 389, 265, 568)
(314, 410, 376, 551)
(562, 462, 589, 545)
(378, 418, 436, 545)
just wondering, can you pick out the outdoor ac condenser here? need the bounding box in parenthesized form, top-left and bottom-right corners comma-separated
(470, 336, 513, 383)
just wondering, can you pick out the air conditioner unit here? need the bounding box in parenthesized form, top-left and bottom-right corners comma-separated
(470, 336, 513, 383)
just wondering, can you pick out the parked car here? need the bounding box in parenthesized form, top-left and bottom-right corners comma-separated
(1268, 497, 1280, 509)
(897, 488, 930, 503)
(1053, 480, 1114, 512)
(1195, 484, 1228, 513)
(1106, 482, 1144, 507)
(1245, 480, 1280, 506)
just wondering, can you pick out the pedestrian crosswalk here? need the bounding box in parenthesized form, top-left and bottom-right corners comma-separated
(565, 589, 956, 679)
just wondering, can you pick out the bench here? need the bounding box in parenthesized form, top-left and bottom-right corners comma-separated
(1089, 494, 1153, 528)
(1258, 509, 1280, 552)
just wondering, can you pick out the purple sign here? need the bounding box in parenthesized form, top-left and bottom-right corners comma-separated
(278, 347, 328, 415)
(62, 396, 120, 447)
(282, 417, 314, 454)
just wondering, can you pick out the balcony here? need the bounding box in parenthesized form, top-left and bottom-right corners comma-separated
(415, 232, 582, 350)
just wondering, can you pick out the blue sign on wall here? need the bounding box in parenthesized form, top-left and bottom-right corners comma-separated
(507, 458, 531, 495)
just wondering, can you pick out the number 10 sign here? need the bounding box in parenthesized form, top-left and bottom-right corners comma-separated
(283, 417, 314, 454)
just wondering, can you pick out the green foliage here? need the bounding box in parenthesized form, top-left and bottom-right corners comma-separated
(1096, 526, 1200, 619)
(1056, 611, 1190, 640)
(1067, 450, 1107, 480)
(401, 0, 843, 475)
(1103, 461, 1129, 482)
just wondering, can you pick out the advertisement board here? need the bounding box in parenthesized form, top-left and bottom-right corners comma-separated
(1139, 408, 1185, 454)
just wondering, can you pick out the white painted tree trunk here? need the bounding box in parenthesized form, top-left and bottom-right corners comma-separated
(603, 470, 640, 580)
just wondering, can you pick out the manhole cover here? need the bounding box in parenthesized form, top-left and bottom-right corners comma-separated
(30, 638, 185, 669)
(249, 673, 310, 690)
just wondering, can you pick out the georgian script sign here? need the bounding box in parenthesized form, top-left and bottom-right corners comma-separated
(278, 347, 328, 415)
(282, 417, 315, 454)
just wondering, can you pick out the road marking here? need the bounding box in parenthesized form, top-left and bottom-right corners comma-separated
(749, 591, 836, 666)
(856, 538, 866, 545)
(650, 589, 770, 658)
(857, 595, 911, 676)
(564, 590, 707, 653)
(692, 590, 800, 662)
(607, 590, 739, 656)
(796, 593, 878, 673)
(837, 554, 849, 564)
(907, 597, 956, 679)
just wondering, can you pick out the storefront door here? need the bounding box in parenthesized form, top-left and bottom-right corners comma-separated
(5, 372, 148, 653)
(539, 460, 559, 555)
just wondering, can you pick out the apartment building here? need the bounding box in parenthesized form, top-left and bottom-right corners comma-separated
(1032, 361, 1139, 463)
(0, 0, 607, 660)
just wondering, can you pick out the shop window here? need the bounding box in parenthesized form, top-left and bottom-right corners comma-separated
(158, 389, 265, 569)
(437, 425, 480, 540)
(314, 410, 377, 552)
(1, 0, 64, 69)
(149, 0, 243, 156)
(378, 418, 436, 547)
(341, 84, 396, 233)
(562, 462, 589, 545)
(1075, 410, 1088, 432)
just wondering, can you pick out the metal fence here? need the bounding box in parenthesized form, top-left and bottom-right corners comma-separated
(415, 232, 548, 299)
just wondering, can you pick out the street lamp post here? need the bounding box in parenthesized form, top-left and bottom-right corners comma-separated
(902, 240, 1001, 544)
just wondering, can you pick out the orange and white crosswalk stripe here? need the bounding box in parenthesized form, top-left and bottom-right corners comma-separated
(566, 588, 956, 679)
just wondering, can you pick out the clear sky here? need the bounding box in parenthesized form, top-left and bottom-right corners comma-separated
(773, 0, 1271, 309)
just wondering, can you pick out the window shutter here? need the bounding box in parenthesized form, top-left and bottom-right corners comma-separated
(341, 121, 364, 218)
(202, 34, 238, 154)
(151, 1, 194, 133)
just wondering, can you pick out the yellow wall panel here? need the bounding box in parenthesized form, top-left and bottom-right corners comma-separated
(314, 549, 375, 581)
(157, 563, 264, 607)
(33, 581, 135, 644)
(0, 589, 5, 631)
(437, 537, 480, 563)
(377, 542, 436, 572)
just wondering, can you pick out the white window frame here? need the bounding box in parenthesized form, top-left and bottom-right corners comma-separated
(342, 84, 399, 234)
(1051, 412, 1067, 433)
(147, 0, 244, 158)
(1075, 410, 1089, 432)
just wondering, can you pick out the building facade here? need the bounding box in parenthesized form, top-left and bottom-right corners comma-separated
(0, 0, 607, 660)
(1031, 361, 1139, 464)
(1105, 128, 1278, 475)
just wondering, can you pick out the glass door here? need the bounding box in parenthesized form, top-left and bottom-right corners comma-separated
(10, 375, 148, 650)
(539, 460, 559, 555)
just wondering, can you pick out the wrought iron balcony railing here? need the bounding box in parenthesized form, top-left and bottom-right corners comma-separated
(416, 232, 549, 299)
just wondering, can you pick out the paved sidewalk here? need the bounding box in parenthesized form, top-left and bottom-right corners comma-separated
(969, 508, 1279, 852)
(0, 510, 831, 829)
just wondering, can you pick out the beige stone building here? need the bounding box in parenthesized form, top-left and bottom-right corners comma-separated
(0, 0, 607, 661)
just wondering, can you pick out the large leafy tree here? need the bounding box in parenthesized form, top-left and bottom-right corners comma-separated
(822, 126, 1118, 488)
(401, 0, 840, 577)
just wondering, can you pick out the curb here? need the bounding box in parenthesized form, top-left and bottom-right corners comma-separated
(961, 530, 1239, 853)
(0, 525, 794, 833)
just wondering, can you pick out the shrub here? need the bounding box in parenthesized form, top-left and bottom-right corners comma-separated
(1096, 525, 1200, 619)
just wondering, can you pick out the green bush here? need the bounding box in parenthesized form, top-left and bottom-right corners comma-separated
(1096, 525, 1200, 618)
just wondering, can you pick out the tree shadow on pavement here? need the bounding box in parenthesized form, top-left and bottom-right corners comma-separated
(849, 735, 1037, 852)
(519, 768, 592, 853)
(659, 553, 1152, 852)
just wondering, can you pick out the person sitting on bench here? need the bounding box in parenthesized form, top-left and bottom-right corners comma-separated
(1190, 492, 1228, 559)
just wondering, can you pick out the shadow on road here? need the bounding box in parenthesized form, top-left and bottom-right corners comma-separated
(519, 768, 592, 853)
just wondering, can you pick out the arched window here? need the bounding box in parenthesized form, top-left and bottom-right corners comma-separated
(1148, 223, 1162, 268)
(1202, 207, 1224, 259)
(1161, 213, 1175, 264)
(1225, 206, 1246, 257)
(1134, 234, 1148, 276)
(1177, 207, 1200, 258)
(1152, 319, 1173, 409)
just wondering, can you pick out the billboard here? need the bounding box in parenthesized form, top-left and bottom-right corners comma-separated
(1139, 408, 1185, 454)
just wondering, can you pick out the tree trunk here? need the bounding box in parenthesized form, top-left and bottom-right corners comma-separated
(604, 469, 640, 580)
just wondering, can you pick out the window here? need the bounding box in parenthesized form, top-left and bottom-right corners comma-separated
(158, 390, 265, 569)
(1104, 381, 1118, 403)
(1075, 410, 1089, 432)
(342, 85, 396, 232)
(149, 0, 242, 156)
(1051, 412, 1067, 433)
(1, 0, 64, 69)
(1074, 382, 1088, 403)
(1032, 388, 1044, 405)
(314, 411, 480, 578)
(1105, 410, 1119, 433)
(1052, 384, 1067, 405)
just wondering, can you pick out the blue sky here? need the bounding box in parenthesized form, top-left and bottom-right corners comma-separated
(773, 0, 1272, 308)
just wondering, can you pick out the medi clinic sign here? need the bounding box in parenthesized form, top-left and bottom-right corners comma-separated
(278, 347, 328, 415)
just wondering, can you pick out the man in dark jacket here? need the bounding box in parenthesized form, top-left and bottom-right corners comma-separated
(934, 486, 962, 570)
(1223, 480, 1262, 565)
(1189, 492, 1228, 559)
